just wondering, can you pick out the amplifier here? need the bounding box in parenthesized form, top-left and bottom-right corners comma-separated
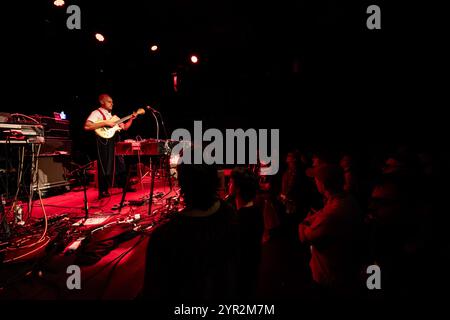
(33, 154, 71, 193)
(31, 115, 70, 138)
(39, 136, 72, 156)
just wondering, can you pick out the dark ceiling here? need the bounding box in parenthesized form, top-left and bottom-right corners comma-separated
(2, 0, 439, 150)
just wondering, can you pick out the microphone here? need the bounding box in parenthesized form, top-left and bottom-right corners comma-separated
(146, 105, 160, 113)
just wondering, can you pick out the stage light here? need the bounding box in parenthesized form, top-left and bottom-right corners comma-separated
(172, 72, 178, 92)
(95, 33, 105, 42)
(190, 55, 199, 64)
(150, 45, 158, 52)
(53, 0, 65, 7)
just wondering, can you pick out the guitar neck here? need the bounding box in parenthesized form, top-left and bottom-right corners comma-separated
(114, 114, 133, 125)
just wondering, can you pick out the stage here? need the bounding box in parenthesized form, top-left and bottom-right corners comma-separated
(0, 180, 179, 299)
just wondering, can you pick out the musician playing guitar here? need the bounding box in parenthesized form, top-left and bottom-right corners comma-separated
(84, 94, 138, 199)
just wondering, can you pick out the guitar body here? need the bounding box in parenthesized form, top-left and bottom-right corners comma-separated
(95, 125, 121, 139)
(94, 115, 121, 139)
(94, 109, 145, 139)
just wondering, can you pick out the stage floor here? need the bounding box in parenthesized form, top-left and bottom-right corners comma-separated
(0, 180, 179, 299)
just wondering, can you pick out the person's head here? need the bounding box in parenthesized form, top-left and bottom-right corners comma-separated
(229, 167, 259, 204)
(368, 175, 416, 224)
(300, 154, 309, 167)
(177, 163, 219, 210)
(99, 94, 113, 112)
(382, 151, 420, 177)
(306, 164, 344, 196)
(340, 154, 353, 171)
(311, 150, 332, 168)
(286, 150, 300, 169)
(382, 157, 402, 174)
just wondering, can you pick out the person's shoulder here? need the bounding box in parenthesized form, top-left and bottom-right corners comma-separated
(219, 199, 236, 213)
(238, 204, 262, 216)
(87, 108, 100, 119)
(149, 215, 183, 239)
(328, 193, 361, 218)
(321, 196, 346, 217)
(216, 200, 240, 224)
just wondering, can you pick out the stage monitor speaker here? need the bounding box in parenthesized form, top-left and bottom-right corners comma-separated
(33, 155, 71, 192)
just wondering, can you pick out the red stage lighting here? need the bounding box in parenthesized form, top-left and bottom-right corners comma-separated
(172, 72, 178, 92)
(53, 0, 65, 7)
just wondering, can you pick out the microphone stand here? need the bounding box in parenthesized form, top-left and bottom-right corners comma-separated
(147, 108, 161, 216)
(156, 111, 169, 139)
(156, 111, 173, 191)
(81, 165, 89, 220)
(154, 110, 173, 195)
(146, 106, 172, 215)
(68, 162, 91, 220)
(149, 108, 160, 140)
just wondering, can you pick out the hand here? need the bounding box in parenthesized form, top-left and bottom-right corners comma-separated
(103, 120, 116, 128)
(298, 222, 309, 243)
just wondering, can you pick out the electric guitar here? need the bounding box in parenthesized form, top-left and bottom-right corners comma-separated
(95, 108, 145, 139)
